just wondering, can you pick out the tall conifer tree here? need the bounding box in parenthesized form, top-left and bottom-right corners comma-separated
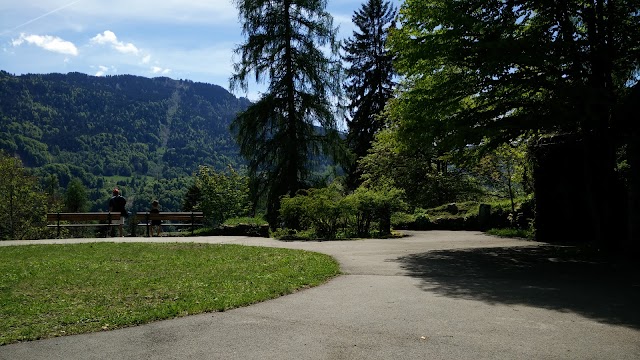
(342, 0, 397, 190)
(230, 0, 344, 227)
(64, 178, 88, 213)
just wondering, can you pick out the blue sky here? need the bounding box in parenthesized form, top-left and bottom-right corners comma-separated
(1, 0, 402, 100)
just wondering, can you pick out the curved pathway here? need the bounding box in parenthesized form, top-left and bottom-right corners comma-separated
(1, 231, 638, 359)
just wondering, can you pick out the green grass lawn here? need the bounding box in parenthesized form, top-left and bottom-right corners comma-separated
(0, 242, 340, 345)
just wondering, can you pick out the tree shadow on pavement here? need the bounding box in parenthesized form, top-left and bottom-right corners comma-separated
(396, 245, 640, 329)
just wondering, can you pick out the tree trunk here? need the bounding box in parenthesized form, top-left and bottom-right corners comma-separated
(627, 136, 640, 253)
(378, 207, 391, 236)
(507, 165, 515, 214)
(582, 134, 618, 250)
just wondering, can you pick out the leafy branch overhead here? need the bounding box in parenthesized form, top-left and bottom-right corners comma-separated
(388, 0, 640, 153)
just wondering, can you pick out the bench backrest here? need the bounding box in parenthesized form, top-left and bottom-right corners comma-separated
(47, 212, 122, 222)
(136, 212, 204, 222)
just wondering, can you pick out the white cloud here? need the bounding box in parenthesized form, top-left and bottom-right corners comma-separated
(93, 65, 117, 76)
(141, 54, 151, 64)
(152, 66, 171, 75)
(11, 33, 78, 56)
(95, 65, 109, 76)
(114, 42, 138, 55)
(90, 30, 139, 55)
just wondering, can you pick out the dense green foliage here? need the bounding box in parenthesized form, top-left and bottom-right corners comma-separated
(347, 181, 407, 236)
(188, 165, 251, 226)
(464, 140, 533, 213)
(0, 243, 340, 345)
(358, 128, 480, 209)
(486, 227, 535, 240)
(0, 71, 249, 177)
(391, 196, 535, 233)
(0, 71, 251, 214)
(64, 178, 88, 212)
(277, 181, 406, 239)
(280, 183, 352, 239)
(342, 0, 396, 189)
(0, 152, 57, 240)
(385, 0, 639, 246)
(230, 0, 345, 228)
(388, 0, 640, 152)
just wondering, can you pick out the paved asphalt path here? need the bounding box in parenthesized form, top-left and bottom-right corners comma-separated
(1, 231, 639, 359)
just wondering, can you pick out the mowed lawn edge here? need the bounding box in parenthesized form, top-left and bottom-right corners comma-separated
(0, 242, 341, 345)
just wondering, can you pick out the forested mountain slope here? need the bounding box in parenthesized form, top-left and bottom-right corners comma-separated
(0, 71, 250, 186)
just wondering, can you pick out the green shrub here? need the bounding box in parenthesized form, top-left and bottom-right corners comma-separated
(0, 152, 54, 240)
(272, 228, 318, 241)
(414, 196, 535, 231)
(391, 209, 434, 230)
(345, 183, 407, 236)
(414, 214, 432, 229)
(391, 212, 415, 229)
(486, 228, 534, 239)
(191, 165, 250, 227)
(223, 216, 268, 226)
(220, 224, 269, 237)
(280, 183, 352, 239)
(277, 182, 407, 240)
(188, 216, 269, 237)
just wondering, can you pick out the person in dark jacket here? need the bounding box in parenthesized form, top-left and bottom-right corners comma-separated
(108, 188, 127, 237)
(150, 200, 162, 237)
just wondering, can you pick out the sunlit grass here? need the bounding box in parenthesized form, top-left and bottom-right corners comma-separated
(0, 243, 339, 345)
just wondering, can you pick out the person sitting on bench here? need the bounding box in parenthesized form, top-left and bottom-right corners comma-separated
(150, 200, 162, 237)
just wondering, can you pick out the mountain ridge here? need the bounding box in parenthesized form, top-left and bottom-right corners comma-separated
(0, 70, 251, 187)
(0, 70, 254, 212)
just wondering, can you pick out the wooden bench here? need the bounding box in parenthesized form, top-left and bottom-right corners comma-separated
(136, 212, 204, 236)
(47, 212, 122, 238)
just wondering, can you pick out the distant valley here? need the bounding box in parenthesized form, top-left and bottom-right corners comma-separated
(0, 71, 251, 211)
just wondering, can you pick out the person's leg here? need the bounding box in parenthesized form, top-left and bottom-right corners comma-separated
(119, 218, 125, 237)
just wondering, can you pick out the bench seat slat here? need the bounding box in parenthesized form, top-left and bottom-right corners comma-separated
(46, 212, 124, 238)
(136, 212, 203, 221)
(135, 212, 204, 236)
